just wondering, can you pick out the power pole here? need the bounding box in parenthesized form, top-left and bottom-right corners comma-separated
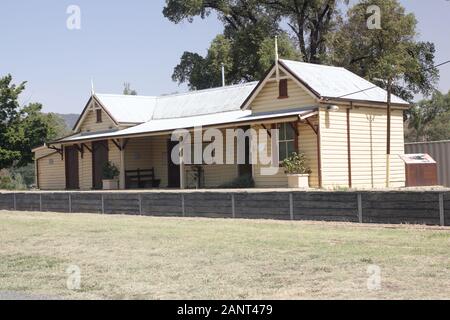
(385, 78, 392, 188)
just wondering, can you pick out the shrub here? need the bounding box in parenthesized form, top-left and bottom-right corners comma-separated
(0, 169, 27, 190)
(102, 161, 119, 179)
(281, 152, 311, 175)
(10, 164, 35, 187)
(219, 174, 255, 189)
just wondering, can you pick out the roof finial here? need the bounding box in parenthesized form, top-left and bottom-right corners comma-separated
(275, 35, 279, 61)
(91, 78, 95, 95)
(275, 36, 280, 83)
(221, 63, 226, 87)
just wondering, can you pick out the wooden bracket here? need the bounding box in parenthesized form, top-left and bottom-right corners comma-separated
(74, 144, 84, 159)
(111, 139, 129, 151)
(48, 145, 64, 159)
(122, 138, 130, 150)
(82, 143, 92, 153)
(305, 118, 318, 135)
(111, 139, 122, 151)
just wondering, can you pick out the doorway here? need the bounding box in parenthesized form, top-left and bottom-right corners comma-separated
(167, 140, 180, 188)
(92, 140, 109, 189)
(65, 146, 80, 190)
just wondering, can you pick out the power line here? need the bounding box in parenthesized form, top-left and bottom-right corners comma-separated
(435, 60, 450, 68)
(334, 59, 450, 100)
(335, 85, 378, 99)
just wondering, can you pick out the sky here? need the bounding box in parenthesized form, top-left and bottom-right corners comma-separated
(0, 0, 449, 114)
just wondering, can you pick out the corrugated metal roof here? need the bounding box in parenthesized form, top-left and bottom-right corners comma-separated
(83, 59, 407, 133)
(57, 107, 317, 143)
(93, 60, 407, 126)
(280, 59, 409, 105)
(95, 94, 157, 123)
(95, 82, 258, 124)
(152, 82, 258, 119)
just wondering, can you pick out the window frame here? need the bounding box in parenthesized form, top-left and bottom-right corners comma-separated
(277, 122, 298, 162)
(96, 109, 102, 123)
(278, 79, 289, 99)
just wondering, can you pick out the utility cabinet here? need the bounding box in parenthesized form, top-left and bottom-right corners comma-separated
(400, 154, 438, 187)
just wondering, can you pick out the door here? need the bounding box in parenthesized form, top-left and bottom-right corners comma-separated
(238, 125, 253, 177)
(65, 146, 80, 190)
(167, 140, 180, 188)
(92, 140, 109, 189)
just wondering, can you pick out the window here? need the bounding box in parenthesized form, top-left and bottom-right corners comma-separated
(96, 109, 102, 123)
(278, 123, 297, 161)
(278, 79, 288, 98)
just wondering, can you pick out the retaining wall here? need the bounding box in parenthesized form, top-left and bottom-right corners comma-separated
(0, 191, 448, 226)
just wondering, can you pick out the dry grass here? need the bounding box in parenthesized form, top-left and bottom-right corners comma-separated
(0, 210, 449, 300)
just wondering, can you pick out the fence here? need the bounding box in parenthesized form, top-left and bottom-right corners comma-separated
(405, 140, 450, 187)
(0, 190, 449, 226)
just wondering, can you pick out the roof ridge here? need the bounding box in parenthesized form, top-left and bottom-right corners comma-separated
(152, 109, 249, 121)
(96, 93, 158, 99)
(156, 81, 259, 99)
(96, 81, 259, 101)
(280, 59, 346, 70)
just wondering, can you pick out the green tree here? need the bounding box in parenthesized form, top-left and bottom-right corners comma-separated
(173, 33, 299, 90)
(123, 83, 138, 95)
(259, 0, 347, 63)
(164, 0, 438, 101)
(0, 75, 26, 168)
(328, 0, 438, 102)
(164, 0, 346, 63)
(11, 103, 69, 167)
(406, 90, 450, 142)
(0, 74, 67, 169)
(163, 0, 339, 89)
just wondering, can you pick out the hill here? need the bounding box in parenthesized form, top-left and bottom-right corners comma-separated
(55, 113, 79, 129)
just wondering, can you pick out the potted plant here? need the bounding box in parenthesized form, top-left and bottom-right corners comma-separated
(102, 161, 120, 190)
(281, 152, 312, 189)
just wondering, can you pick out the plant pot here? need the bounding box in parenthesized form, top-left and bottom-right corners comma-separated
(287, 174, 310, 189)
(102, 179, 119, 190)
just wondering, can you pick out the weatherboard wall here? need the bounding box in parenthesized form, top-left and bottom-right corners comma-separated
(349, 107, 405, 188)
(36, 152, 66, 190)
(319, 107, 405, 189)
(249, 78, 316, 114)
(78, 104, 117, 133)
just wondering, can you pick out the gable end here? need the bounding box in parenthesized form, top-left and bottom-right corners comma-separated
(241, 62, 321, 111)
(73, 96, 119, 133)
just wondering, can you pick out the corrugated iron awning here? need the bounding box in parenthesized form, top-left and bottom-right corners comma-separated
(51, 107, 318, 145)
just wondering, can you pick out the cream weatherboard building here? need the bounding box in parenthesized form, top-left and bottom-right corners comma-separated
(33, 59, 409, 190)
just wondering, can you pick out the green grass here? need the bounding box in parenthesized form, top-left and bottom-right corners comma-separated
(0, 210, 449, 300)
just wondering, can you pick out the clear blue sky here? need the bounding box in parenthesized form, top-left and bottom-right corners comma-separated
(0, 0, 449, 114)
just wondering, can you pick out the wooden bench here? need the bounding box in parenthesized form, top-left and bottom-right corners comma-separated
(125, 168, 161, 189)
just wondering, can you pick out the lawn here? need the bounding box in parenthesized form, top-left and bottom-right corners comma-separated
(0, 210, 449, 300)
